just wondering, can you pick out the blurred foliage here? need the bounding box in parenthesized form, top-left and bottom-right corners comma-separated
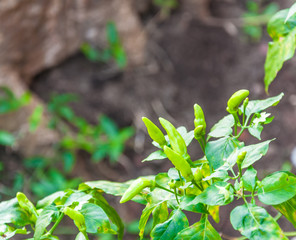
(81, 22, 127, 69)
(0, 89, 134, 200)
(242, 1, 279, 41)
(153, 0, 178, 18)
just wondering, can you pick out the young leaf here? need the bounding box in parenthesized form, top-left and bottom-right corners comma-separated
(175, 215, 222, 240)
(285, 3, 296, 22)
(75, 232, 88, 240)
(242, 93, 284, 117)
(273, 194, 296, 228)
(242, 166, 257, 192)
(230, 204, 287, 240)
(195, 181, 234, 206)
(142, 150, 167, 162)
(205, 137, 238, 169)
(150, 209, 188, 240)
(208, 115, 234, 139)
(258, 171, 296, 205)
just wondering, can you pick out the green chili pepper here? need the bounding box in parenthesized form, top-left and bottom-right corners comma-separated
(120, 178, 153, 203)
(159, 118, 188, 158)
(194, 125, 204, 140)
(164, 146, 193, 182)
(142, 117, 166, 147)
(193, 104, 206, 134)
(16, 192, 38, 223)
(63, 207, 86, 232)
(236, 151, 247, 167)
(227, 89, 249, 113)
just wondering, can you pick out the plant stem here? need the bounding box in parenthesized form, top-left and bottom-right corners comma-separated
(155, 184, 177, 195)
(274, 212, 282, 221)
(284, 231, 296, 237)
(46, 212, 65, 236)
(174, 188, 180, 205)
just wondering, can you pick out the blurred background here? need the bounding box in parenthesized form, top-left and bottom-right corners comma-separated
(0, 0, 296, 239)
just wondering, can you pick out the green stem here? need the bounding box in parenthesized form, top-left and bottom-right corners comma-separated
(46, 212, 65, 236)
(274, 212, 282, 221)
(284, 231, 296, 237)
(155, 184, 177, 195)
(192, 180, 204, 191)
(197, 138, 205, 153)
(174, 188, 180, 205)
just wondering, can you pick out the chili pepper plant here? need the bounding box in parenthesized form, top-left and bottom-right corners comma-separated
(1, 3, 296, 240)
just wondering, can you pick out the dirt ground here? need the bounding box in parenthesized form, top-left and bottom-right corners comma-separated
(26, 0, 296, 239)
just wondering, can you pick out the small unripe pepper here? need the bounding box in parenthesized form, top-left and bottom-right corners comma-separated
(120, 178, 153, 203)
(227, 89, 249, 113)
(164, 146, 193, 182)
(142, 117, 166, 147)
(236, 151, 247, 169)
(193, 104, 206, 135)
(194, 125, 204, 140)
(16, 192, 38, 223)
(159, 118, 188, 157)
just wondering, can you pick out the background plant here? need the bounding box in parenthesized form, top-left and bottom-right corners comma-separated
(81, 22, 127, 69)
(0, 90, 133, 199)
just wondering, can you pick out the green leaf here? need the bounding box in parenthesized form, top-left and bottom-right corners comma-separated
(258, 171, 296, 205)
(64, 207, 86, 232)
(195, 181, 234, 206)
(91, 193, 124, 240)
(175, 215, 222, 240)
(0, 131, 15, 146)
(0, 198, 31, 226)
(75, 232, 88, 240)
(242, 93, 284, 117)
(230, 204, 287, 240)
(150, 209, 188, 240)
(36, 191, 66, 209)
(176, 127, 194, 147)
(208, 115, 234, 139)
(226, 140, 273, 169)
(34, 205, 59, 239)
(0, 225, 28, 240)
(64, 191, 92, 208)
(248, 124, 263, 140)
(264, 8, 296, 91)
(143, 150, 167, 162)
(205, 137, 238, 169)
(29, 105, 43, 132)
(80, 203, 116, 234)
(285, 3, 296, 22)
(155, 173, 170, 188)
(152, 202, 168, 228)
(139, 204, 158, 240)
(242, 166, 257, 192)
(273, 194, 296, 228)
(179, 195, 208, 214)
